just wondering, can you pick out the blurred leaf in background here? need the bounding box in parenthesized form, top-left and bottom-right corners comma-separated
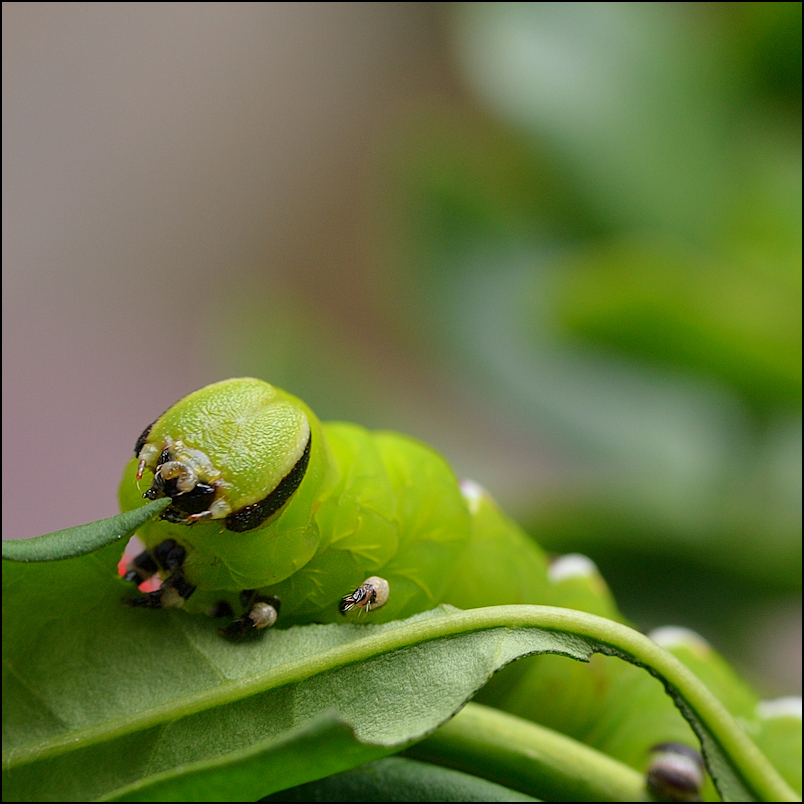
(354, 3, 800, 692)
(207, 3, 800, 694)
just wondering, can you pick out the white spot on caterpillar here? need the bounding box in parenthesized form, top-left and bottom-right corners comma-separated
(548, 553, 598, 583)
(756, 697, 802, 720)
(648, 626, 711, 652)
(459, 479, 486, 515)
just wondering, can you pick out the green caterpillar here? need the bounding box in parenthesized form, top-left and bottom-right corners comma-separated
(119, 376, 560, 636)
(117, 377, 746, 791)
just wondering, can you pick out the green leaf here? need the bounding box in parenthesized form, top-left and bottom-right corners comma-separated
(3, 544, 796, 802)
(453, 3, 734, 238)
(108, 714, 395, 803)
(1, 499, 170, 561)
(260, 755, 540, 802)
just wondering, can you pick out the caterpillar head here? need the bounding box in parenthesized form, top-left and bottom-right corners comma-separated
(131, 378, 311, 533)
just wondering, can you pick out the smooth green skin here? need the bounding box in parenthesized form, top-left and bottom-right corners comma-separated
(120, 377, 534, 625)
(116, 378, 624, 630)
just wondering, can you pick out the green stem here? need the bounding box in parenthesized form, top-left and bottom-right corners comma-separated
(407, 701, 651, 801)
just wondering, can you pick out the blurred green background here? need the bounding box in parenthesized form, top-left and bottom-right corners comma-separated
(4, 3, 800, 695)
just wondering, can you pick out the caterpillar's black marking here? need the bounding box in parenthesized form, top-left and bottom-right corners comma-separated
(225, 433, 312, 532)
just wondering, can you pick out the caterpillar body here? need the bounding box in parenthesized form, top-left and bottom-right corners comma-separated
(118, 377, 714, 779)
(119, 377, 561, 633)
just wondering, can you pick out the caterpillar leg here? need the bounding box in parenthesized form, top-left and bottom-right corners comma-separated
(219, 591, 281, 640)
(646, 742, 704, 802)
(123, 539, 197, 609)
(339, 576, 390, 615)
(122, 538, 185, 584)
